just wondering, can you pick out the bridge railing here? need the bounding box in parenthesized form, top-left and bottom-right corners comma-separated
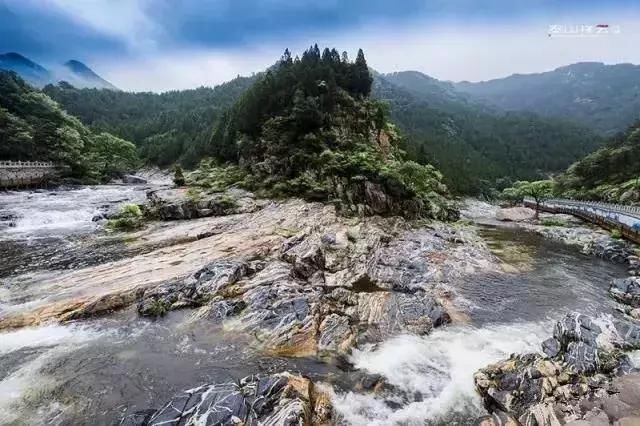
(0, 161, 56, 168)
(523, 197, 640, 243)
(524, 197, 640, 218)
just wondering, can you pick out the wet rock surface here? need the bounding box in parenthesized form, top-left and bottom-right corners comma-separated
(474, 313, 640, 425)
(122, 175, 148, 184)
(146, 187, 265, 220)
(120, 373, 332, 426)
(610, 277, 640, 308)
(522, 223, 636, 265)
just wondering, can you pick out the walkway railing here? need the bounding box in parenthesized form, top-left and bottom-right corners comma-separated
(524, 197, 640, 243)
(0, 161, 56, 168)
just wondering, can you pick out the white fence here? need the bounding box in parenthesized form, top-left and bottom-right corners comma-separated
(0, 161, 56, 168)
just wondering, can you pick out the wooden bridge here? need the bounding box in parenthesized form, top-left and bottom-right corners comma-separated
(524, 197, 640, 244)
(0, 161, 59, 188)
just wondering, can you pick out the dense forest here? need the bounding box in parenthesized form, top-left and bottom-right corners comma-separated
(41, 63, 605, 194)
(456, 62, 640, 135)
(374, 71, 604, 193)
(556, 121, 640, 203)
(43, 77, 255, 167)
(0, 71, 138, 181)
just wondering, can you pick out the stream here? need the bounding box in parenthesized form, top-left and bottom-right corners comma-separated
(0, 187, 630, 425)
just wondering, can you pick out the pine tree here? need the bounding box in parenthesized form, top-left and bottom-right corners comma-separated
(354, 49, 373, 96)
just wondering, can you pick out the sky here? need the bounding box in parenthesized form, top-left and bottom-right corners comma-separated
(1, 0, 639, 91)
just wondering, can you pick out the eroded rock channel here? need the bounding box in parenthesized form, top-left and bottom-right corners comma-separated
(1, 190, 639, 425)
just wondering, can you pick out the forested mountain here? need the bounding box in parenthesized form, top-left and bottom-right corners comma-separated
(373, 71, 604, 193)
(0, 52, 118, 90)
(380, 71, 470, 106)
(556, 121, 640, 203)
(456, 62, 640, 135)
(44, 76, 256, 166)
(0, 71, 137, 181)
(43, 65, 603, 194)
(189, 46, 456, 219)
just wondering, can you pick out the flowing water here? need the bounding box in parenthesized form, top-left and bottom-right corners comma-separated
(0, 188, 629, 425)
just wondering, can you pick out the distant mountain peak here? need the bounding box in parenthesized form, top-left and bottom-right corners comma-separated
(0, 52, 50, 85)
(0, 52, 118, 90)
(63, 59, 98, 75)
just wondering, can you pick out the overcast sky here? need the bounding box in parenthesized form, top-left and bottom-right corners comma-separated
(2, 0, 639, 91)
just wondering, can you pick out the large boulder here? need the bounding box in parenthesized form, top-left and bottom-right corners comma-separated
(474, 313, 640, 424)
(496, 207, 536, 222)
(146, 188, 264, 220)
(122, 174, 148, 184)
(610, 277, 640, 307)
(137, 259, 252, 316)
(120, 373, 332, 426)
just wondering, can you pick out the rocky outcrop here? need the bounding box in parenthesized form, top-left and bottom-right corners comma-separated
(474, 313, 640, 425)
(329, 177, 459, 221)
(496, 207, 537, 222)
(137, 259, 254, 316)
(146, 187, 265, 220)
(120, 373, 332, 426)
(522, 221, 636, 264)
(610, 277, 640, 308)
(122, 174, 148, 184)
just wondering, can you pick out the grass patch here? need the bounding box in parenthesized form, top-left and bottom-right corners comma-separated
(611, 229, 623, 240)
(146, 299, 170, 317)
(541, 217, 568, 227)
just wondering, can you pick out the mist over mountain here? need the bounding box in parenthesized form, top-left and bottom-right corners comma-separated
(0, 52, 51, 87)
(455, 62, 640, 135)
(0, 52, 118, 90)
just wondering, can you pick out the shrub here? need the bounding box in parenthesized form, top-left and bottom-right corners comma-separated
(611, 229, 623, 239)
(106, 203, 144, 231)
(173, 165, 186, 187)
(217, 194, 238, 210)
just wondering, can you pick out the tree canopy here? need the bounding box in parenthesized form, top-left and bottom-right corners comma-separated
(0, 71, 138, 181)
(189, 46, 456, 220)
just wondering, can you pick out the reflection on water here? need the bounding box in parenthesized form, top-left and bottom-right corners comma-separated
(459, 225, 626, 324)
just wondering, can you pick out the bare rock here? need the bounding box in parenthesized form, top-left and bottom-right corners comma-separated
(496, 207, 536, 222)
(611, 277, 640, 308)
(120, 373, 332, 426)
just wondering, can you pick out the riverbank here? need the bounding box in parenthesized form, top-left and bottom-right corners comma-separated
(2, 191, 639, 424)
(464, 199, 640, 425)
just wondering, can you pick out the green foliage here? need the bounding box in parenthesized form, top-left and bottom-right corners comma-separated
(611, 229, 623, 240)
(44, 76, 257, 167)
(556, 122, 640, 203)
(146, 299, 169, 317)
(188, 46, 454, 220)
(374, 72, 604, 194)
(106, 203, 144, 231)
(455, 62, 640, 135)
(217, 194, 238, 210)
(501, 180, 554, 204)
(541, 217, 568, 227)
(187, 160, 249, 191)
(0, 71, 139, 181)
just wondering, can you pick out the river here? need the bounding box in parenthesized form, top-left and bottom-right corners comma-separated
(0, 187, 629, 425)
